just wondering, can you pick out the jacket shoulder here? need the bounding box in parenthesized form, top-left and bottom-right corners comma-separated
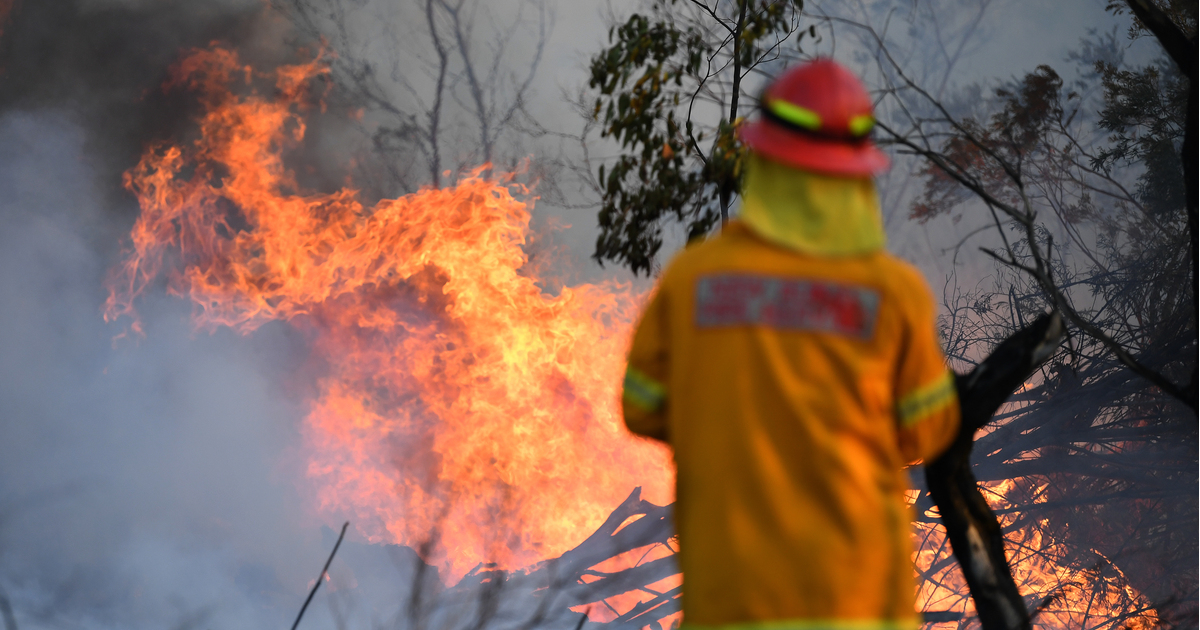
(868, 254, 942, 331)
(873, 253, 936, 296)
(654, 229, 739, 284)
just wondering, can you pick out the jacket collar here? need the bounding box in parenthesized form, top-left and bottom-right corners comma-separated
(737, 152, 886, 256)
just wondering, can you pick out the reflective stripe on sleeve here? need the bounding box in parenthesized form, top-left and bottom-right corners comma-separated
(896, 370, 957, 427)
(623, 366, 667, 412)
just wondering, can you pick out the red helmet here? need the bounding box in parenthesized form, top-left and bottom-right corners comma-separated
(738, 59, 889, 176)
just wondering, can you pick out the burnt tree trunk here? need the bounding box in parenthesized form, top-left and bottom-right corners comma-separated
(925, 312, 1065, 630)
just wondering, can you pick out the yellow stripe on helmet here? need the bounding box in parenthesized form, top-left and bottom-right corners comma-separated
(849, 113, 876, 136)
(768, 99, 823, 131)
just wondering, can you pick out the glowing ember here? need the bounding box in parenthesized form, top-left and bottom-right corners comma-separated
(104, 45, 672, 578)
(912, 478, 1160, 628)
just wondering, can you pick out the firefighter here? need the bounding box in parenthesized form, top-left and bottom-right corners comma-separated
(621, 59, 960, 629)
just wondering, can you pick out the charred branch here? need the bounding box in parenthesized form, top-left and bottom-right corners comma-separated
(440, 488, 677, 623)
(540, 487, 674, 583)
(925, 312, 1066, 630)
(1119, 0, 1198, 398)
(1121, 0, 1197, 81)
(611, 584, 681, 627)
(292, 521, 349, 630)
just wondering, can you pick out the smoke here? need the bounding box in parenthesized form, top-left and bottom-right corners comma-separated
(2, 106, 380, 627)
(0, 2, 420, 628)
(0, 1, 635, 626)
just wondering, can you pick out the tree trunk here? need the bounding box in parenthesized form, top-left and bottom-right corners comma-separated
(925, 311, 1066, 630)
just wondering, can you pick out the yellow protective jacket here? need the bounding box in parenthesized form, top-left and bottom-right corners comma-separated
(622, 157, 959, 630)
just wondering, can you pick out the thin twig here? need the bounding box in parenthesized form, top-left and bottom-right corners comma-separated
(292, 521, 350, 630)
(574, 607, 590, 630)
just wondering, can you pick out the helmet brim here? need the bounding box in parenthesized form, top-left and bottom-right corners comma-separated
(738, 118, 890, 177)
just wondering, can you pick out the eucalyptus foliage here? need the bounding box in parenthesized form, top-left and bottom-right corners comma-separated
(587, 0, 807, 275)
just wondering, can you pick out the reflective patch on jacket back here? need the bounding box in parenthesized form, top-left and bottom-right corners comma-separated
(694, 274, 880, 339)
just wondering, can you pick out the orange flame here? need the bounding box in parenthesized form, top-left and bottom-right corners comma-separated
(106, 46, 1161, 628)
(912, 480, 1160, 628)
(104, 45, 673, 578)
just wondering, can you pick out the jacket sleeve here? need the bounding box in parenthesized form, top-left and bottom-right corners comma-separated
(622, 285, 671, 443)
(893, 275, 960, 463)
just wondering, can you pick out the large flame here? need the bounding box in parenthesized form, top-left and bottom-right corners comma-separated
(104, 46, 672, 578)
(107, 45, 1160, 628)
